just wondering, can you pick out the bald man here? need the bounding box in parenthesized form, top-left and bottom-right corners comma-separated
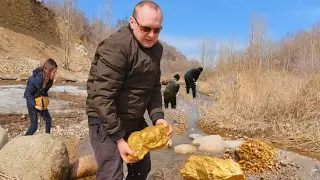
(86, 1, 173, 179)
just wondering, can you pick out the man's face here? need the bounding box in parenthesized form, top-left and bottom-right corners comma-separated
(130, 6, 163, 48)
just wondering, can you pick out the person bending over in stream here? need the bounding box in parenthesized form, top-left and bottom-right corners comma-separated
(24, 58, 58, 135)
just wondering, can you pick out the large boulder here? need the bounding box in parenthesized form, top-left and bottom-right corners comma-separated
(76, 134, 94, 159)
(70, 135, 97, 179)
(0, 134, 69, 180)
(70, 155, 97, 179)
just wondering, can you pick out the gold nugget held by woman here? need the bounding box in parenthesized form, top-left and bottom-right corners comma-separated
(35, 96, 50, 110)
(126, 124, 170, 161)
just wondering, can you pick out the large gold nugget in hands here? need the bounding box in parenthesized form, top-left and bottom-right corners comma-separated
(126, 124, 170, 162)
(35, 96, 50, 110)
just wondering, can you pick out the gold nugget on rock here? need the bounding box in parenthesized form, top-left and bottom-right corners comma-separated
(126, 124, 170, 162)
(180, 155, 246, 180)
(236, 139, 276, 173)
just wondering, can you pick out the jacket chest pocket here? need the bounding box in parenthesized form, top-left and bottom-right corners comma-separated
(130, 52, 158, 77)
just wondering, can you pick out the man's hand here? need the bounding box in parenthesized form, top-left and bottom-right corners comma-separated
(155, 119, 173, 138)
(34, 106, 43, 110)
(116, 138, 137, 164)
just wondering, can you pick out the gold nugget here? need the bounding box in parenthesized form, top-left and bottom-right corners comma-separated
(35, 96, 50, 110)
(236, 139, 276, 173)
(126, 124, 169, 162)
(180, 155, 246, 180)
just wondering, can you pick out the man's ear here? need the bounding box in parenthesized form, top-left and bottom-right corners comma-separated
(129, 16, 135, 29)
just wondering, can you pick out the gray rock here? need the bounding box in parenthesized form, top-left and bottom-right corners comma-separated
(188, 133, 203, 140)
(76, 134, 94, 159)
(199, 135, 226, 155)
(224, 140, 245, 151)
(0, 126, 9, 149)
(174, 144, 197, 154)
(0, 134, 69, 180)
(192, 136, 204, 146)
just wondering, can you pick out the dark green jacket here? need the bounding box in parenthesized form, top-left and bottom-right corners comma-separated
(86, 26, 164, 140)
(164, 79, 180, 97)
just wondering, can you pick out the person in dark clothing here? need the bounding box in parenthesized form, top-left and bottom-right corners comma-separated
(31, 0, 42, 5)
(86, 1, 173, 180)
(24, 58, 58, 135)
(184, 67, 203, 98)
(163, 74, 180, 109)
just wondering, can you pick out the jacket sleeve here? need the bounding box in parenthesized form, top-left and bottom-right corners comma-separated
(176, 83, 180, 94)
(24, 77, 37, 107)
(91, 40, 127, 141)
(147, 69, 164, 125)
(147, 46, 164, 125)
(193, 70, 201, 82)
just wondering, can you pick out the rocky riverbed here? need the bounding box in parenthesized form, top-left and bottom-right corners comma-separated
(0, 83, 319, 180)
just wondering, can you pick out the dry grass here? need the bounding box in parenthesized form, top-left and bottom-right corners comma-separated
(197, 81, 215, 96)
(198, 68, 320, 154)
(195, 18, 320, 158)
(0, 172, 20, 180)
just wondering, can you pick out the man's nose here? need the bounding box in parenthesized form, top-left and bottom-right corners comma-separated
(147, 30, 155, 38)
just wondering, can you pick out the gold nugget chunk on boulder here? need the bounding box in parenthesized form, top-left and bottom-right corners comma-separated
(180, 155, 245, 180)
(236, 139, 276, 173)
(126, 124, 169, 162)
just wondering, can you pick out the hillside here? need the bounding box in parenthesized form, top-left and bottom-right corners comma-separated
(0, 26, 91, 81)
(0, 0, 60, 45)
(0, 0, 193, 82)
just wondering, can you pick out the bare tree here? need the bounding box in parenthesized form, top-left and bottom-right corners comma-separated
(105, 0, 111, 33)
(115, 19, 129, 30)
(88, 0, 113, 48)
(247, 15, 270, 69)
(90, 18, 108, 48)
(198, 38, 217, 67)
(62, 0, 75, 70)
